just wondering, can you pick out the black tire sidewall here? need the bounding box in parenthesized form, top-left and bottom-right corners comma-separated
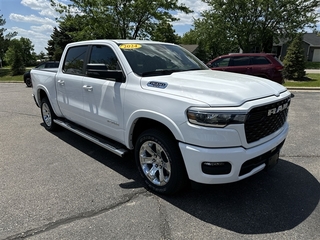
(25, 78, 32, 87)
(40, 98, 57, 131)
(135, 129, 187, 194)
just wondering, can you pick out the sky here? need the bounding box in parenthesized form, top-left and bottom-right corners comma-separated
(0, 0, 208, 54)
(0, 0, 319, 54)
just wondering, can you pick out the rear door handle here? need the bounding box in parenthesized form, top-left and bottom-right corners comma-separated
(57, 80, 65, 85)
(83, 85, 93, 91)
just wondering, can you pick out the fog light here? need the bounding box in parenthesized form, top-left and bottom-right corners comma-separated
(202, 162, 231, 175)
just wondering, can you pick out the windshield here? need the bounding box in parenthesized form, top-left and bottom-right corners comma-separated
(119, 43, 208, 77)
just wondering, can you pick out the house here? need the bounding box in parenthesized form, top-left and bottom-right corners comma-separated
(272, 33, 320, 62)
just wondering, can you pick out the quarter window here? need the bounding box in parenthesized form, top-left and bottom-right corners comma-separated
(252, 56, 270, 65)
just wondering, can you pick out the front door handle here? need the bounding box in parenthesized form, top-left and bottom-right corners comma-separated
(83, 85, 93, 91)
(57, 80, 65, 85)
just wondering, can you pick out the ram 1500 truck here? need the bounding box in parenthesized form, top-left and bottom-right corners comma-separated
(31, 40, 291, 194)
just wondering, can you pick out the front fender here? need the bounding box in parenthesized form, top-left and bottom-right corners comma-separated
(125, 110, 185, 149)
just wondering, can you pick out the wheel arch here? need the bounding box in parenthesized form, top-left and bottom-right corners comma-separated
(125, 112, 185, 149)
(36, 87, 63, 117)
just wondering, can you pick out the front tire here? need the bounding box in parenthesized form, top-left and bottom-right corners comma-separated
(40, 97, 58, 131)
(135, 129, 188, 194)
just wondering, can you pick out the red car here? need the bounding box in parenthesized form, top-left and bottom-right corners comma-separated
(206, 53, 284, 84)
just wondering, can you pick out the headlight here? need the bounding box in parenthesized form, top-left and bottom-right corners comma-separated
(187, 108, 247, 128)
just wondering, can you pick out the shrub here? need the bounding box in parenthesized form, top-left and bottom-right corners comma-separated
(11, 52, 25, 76)
(282, 34, 306, 80)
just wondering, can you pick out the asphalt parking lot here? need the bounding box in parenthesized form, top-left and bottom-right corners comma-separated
(0, 83, 319, 240)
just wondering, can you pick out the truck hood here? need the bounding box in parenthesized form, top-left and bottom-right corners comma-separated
(140, 70, 288, 106)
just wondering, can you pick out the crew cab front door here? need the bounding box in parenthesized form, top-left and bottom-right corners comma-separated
(82, 44, 126, 143)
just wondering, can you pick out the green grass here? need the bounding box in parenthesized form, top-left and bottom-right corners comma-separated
(284, 73, 320, 88)
(1, 67, 319, 87)
(0, 67, 32, 82)
(305, 62, 320, 69)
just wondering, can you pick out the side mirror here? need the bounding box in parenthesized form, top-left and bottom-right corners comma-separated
(86, 63, 125, 82)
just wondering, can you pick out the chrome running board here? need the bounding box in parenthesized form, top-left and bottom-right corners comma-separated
(53, 119, 128, 157)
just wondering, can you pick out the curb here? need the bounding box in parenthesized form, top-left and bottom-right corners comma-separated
(286, 87, 320, 91)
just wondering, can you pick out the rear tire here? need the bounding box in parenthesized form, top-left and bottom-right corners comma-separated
(135, 129, 188, 194)
(40, 97, 58, 131)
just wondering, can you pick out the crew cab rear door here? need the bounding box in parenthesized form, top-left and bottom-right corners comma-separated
(56, 45, 87, 126)
(228, 56, 252, 75)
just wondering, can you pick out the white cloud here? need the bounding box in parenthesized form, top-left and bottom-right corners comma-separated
(172, 12, 200, 26)
(9, 27, 51, 53)
(31, 24, 55, 33)
(9, 13, 57, 26)
(21, 0, 60, 18)
(172, 0, 209, 26)
(10, 27, 49, 39)
(179, 0, 210, 12)
(6, 0, 64, 53)
(8, 13, 57, 53)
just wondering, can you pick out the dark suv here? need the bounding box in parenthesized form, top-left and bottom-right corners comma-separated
(23, 61, 59, 87)
(206, 53, 284, 84)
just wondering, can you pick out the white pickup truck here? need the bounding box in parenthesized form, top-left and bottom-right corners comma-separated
(32, 40, 291, 194)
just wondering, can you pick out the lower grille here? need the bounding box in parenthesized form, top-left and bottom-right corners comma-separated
(239, 140, 285, 176)
(245, 97, 290, 143)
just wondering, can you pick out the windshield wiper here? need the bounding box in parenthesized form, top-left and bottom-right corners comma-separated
(186, 68, 203, 71)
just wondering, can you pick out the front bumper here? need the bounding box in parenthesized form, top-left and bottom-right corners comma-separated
(179, 122, 288, 184)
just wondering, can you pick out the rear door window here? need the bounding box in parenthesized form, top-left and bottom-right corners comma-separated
(63, 46, 87, 75)
(230, 56, 250, 66)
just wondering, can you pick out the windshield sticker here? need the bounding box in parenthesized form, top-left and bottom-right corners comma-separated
(147, 81, 168, 89)
(119, 44, 142, 49)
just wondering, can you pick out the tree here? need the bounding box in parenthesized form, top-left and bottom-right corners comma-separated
(180, 29, 198, 45)
(0, 14, 17, 67)
(20, 37, 36, 66)
(180, 20, 238, 62)
(193, 15, 238, 60)
(282, 34, 306, 80)
(151, 21, 179, 43)
(38, 51, 46, 60)
(180, 30, 214, 62)
(4, 39, 25, 75)
(46, 26, 74, 60)
(200, 0, 320, 53)
(50, 0, 192, 40)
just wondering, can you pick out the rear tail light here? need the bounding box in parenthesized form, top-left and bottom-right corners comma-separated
(275, 66, 283, 71)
